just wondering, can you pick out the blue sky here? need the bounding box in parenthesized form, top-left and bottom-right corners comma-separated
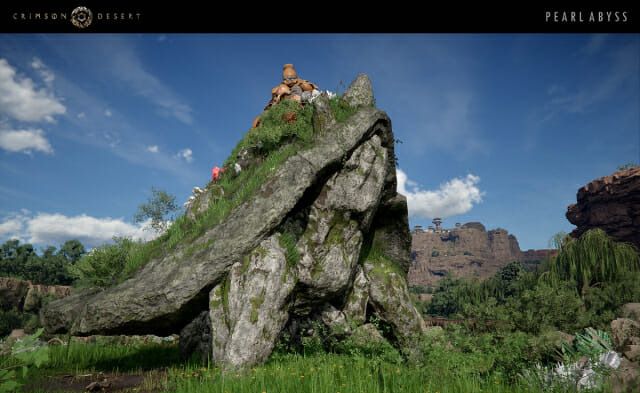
(0, 34, 638, 251)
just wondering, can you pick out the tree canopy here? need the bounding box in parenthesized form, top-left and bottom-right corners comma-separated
(133, 187, 181, 234)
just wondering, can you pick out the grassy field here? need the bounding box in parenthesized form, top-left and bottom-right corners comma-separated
(1, 327, 621, 393)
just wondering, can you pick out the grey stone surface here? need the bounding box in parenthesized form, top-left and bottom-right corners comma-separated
(611, 318, 640, 352)
(342, 265, 369, 326)
(179, 311, 211, 362)
(42, 105, 391, 337)
(364, 258, 426, 346)
(622, 303, 640, 323)
(370, 194, 412, 273)
(41, 73, 425, 369)
(340, 73, 375, 108)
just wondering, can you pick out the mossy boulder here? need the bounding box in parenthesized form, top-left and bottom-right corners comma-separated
(41, 73, 424, 369)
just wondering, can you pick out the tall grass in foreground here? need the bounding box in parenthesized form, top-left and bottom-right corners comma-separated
(5, 338, 618, 393)
(166, 352, 612, 393)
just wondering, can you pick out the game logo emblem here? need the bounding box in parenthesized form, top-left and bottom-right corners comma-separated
(71, 6, 93, 28)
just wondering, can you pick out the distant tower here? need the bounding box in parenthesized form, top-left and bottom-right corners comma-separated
(432, 218, 442, 232)
(427, 225, 434, 232)
(455, 222, 461, 229)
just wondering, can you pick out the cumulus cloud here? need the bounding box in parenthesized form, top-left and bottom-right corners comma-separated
(0, 128, 53, 154)
(0, 211, 157, 248)
(0, 58, 66, 122)
(147, 145, 159, 153)
(397, 169, 484, 219)
(76, 112, 86, 118)
(104, 109, 112, 117)
(0, 215, 25, 238)
(176, 148, 193, 163)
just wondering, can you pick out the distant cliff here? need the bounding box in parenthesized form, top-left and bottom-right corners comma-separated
(566, 166, 640, 250)
(408, 222, 556, 288)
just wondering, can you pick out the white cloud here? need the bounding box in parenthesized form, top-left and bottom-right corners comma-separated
(397, 168, 484, 219)
(31, 57, 55, 85)
(104, 109, 112, 117)
(176, 148, 193, 163)
(0, 216, 24, 237)
(77, 112, 85, 118)
(0, 128, 53, 154)
(147, 145, 159, 153)
(0, 212, 157, 248)
(0, 58, 66, 122)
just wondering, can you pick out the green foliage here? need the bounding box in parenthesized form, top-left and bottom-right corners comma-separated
(431, 250, 440, 257)
(548, 231, 569, 251)
(502, 281, 586, 335)
(133, 187, 181, 234)
(70, 236, 139, 288)
(250, 100, 314, 152)
(328, 93, 362, 123)
(0, 239, 76, 285)
(497, 261, 526, 283)
(617, 162, 639, 171)
(540, 229, 640, 304)
(278, 231, 300, 270)
(427, 272, 468, 317)
(424, 229, 640, 337)
(560, 328, 612, 362)
(224, 99, 314, 169)
(57, 240, 86, 264)
(0, 328, 48, 392)
(408, 285, 429, 294)
(0, 308, 24, 338)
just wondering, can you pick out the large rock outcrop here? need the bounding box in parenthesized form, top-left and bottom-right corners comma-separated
(409, 224, 557, 288)
(566, 167, 640, 250)
(0, 277, 71, 312)
(41, 74, 425, 368)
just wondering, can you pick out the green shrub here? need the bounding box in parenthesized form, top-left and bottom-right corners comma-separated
(71, 237, 138, 288)
(0, 308, 24, 338)
(504, 281, 586, 335)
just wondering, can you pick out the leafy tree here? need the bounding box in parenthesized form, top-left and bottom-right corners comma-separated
(57, 240, 86, 264)
(0, 240, 36, 279)
(133, 187, 181, 234)
(540, 229, 640, 310)
(427, 272, 466, 317)
(497, 261, 525, 283)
